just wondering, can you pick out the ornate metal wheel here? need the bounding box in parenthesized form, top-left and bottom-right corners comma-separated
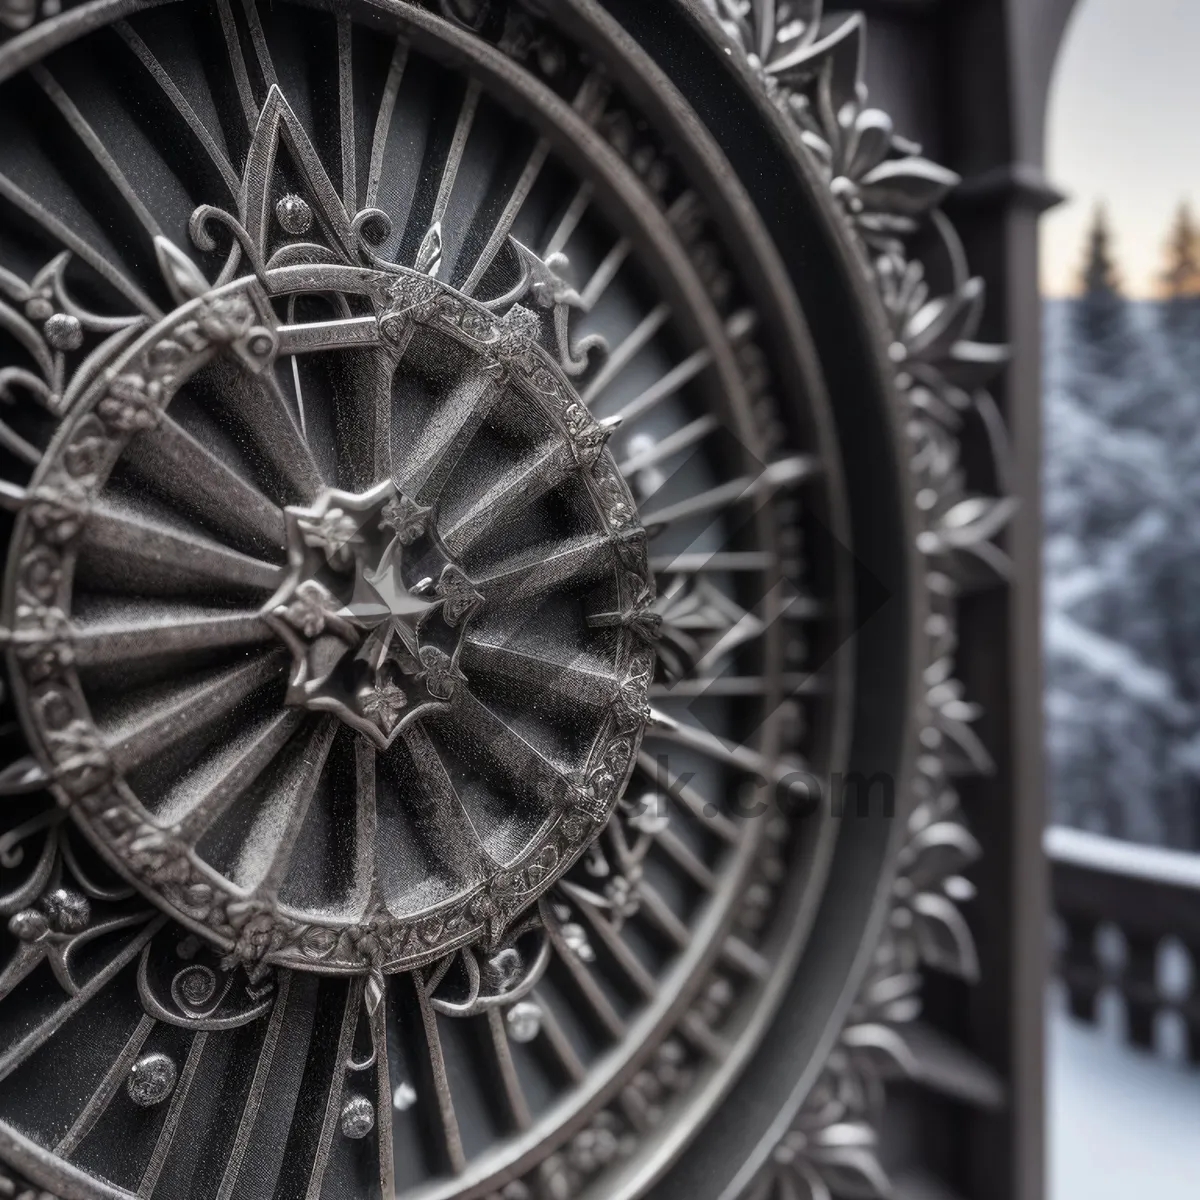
(0, 2, 1009, 1199)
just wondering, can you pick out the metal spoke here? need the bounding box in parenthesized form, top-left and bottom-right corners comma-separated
(414, 973, 467, 1174)
(201, 358, 325, 503)
(166, 708, 306, 837)
(31, 66, 163, 244)
(138, 1032, 209, 1199)
(544, 914, 625, 1041)
(529, 988, 586, 1084)
(400, 724, 489, 887)
(215, 973, 293, 1200)
(236, 716, 338, 891)
(617, 414, 719, 476)
(460, 639, 618, 709)
(365, 41, 410, 211)
(337, 12, 356, 208)
(0, 171, 161, 317)
(640, 455, 818, 535)
(636, 749, 740, 846)
(579, 238, 630, 311)
(398, 371, 504, 501)
(440, 441, 574, 557)
(115, 22, 239, 196)
(83, 503, 285, 595)
(0, 917, 163, 1084)
(431, 80, 482, 232)
(485, 1008, 533, 1131)
(582, 303, 670, 407)
(612, 349, 714, 426)
(216, 0, 258, 128)
(72, 608, 271, 667)
(56, 1015, 156, 1158)
(104, 651, 284, 774)
(124, 414, 287, 552)
(303, 981, 363, 1200)
(474, 533, 616, 603)
(647, 713, 809, 785)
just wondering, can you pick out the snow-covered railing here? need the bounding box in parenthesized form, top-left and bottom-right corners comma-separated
(1047, 826, 1200, 1062)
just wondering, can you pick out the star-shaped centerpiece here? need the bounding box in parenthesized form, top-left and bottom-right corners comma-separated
(263, 480, 481, 747)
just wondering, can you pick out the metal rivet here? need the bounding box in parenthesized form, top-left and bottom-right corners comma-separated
(127, 1052, 177, 1107)
(340, 1094, 375, 1139)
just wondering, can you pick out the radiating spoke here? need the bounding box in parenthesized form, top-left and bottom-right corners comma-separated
(544, 911, 625, 1040)
(460, 139, 551, 295)
(235, 716, 338, 891)
(337, 13, 357, 207)
(543, 183, 593, 257)
(83, 503, 285, 595)
(650, 673, 824, 699)
(460, 639, 618, 709)
(652, 826, 717, 891)
(579, 238, 630, 311)
(474, 533, 617, 603)
(647, 713, 809, 785)
(165, 708, 306, 837)
(451, 687, 569, 813)
(240, 0, 280, 94)
(582, 303, 670, 407)
(611, 348, 713, 426)
(32, 65, 163, 244)
(124, 414, 287, 553)
(530, 988, 586, 1084)
(485, 1008, 533, 1131)
(200, 358, 325, 503)
(680, 1011, 729, 1062)
(138, 1032, 209, 1199)
(115, 22, 239, 196)
(634, 879, 690, 949)
(0, 917, 163, 1084)
(637, 749, 740, 846)
(440, 441, 573, 557)
(617, 414, 718, 475)
(415, 973, 467, 1174)
(649, 551, 774, 573)
(216, 0, 258, 128)
(303, 981, 362, 1200)
(0, 172, 160, 318)
(721, 934, 770, 981)
(461, 69, 606, 293)
(400, 724, 489, 886)
(56, 1014, 156, 1158)
(365, 41, 410, 211)
(72, 608, 271, 667)
(640, 455, 818, 535)
(397, 372, 503, 501)
(216, 973, 293, 1200)
(431, 81, 482, 231)
(570, 896, 657, 1001)
(104, 651, 284, 774)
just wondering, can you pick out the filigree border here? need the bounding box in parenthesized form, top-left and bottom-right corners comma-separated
(697, 3, 1012, 1196)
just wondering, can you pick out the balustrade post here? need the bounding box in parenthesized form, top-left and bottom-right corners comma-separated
(1122, 935, 1159, 1050)
(1059, 914, 1099, 1024)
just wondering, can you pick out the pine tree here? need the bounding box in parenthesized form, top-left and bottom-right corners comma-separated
(1071, 203, 1130, 376)
(1082, 202, 1121, 296)
(1161, 200, 1200, 300)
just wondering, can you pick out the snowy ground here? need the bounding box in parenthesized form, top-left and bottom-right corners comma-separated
(1048, 1003, 1200, 1198)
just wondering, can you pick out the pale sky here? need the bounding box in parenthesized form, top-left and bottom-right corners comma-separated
(1041, 0, 1200, 298)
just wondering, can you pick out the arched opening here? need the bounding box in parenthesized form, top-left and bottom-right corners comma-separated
(1042, 2, 1200, 1196)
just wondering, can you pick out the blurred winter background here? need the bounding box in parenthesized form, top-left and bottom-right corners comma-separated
(1042, 1, 1200, 1196)
(1044, 3, 1200, 848)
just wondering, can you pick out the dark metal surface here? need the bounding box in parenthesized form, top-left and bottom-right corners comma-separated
(0, 1, 1029, 1198)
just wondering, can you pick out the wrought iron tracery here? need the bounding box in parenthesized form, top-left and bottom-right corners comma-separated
(0, 1, 1008, 1198)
